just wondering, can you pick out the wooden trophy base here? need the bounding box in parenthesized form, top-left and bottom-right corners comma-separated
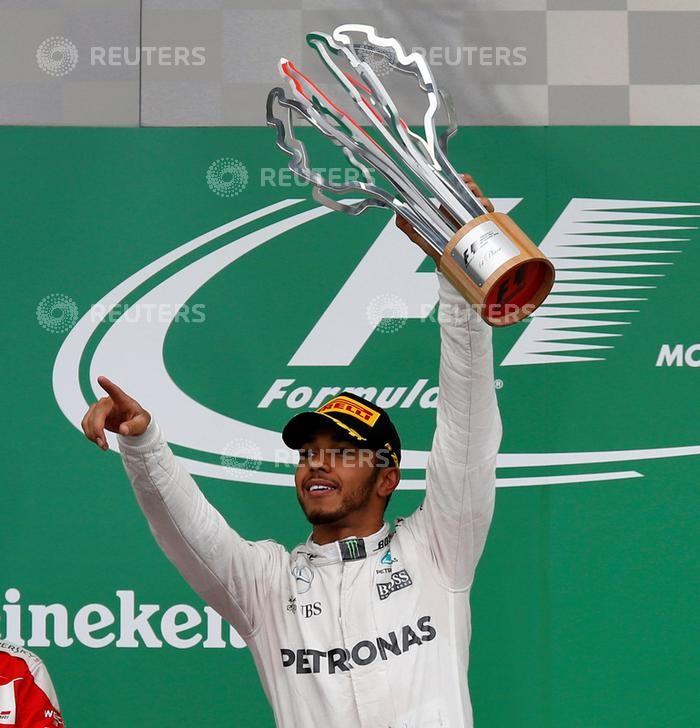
(438, 212, 555, 327)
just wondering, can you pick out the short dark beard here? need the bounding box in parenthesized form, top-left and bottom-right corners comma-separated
(300, 467, 380, 526)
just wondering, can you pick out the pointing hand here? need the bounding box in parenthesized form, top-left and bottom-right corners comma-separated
(81, 376, 151, 451)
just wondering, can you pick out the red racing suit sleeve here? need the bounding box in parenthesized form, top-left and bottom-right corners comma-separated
(0, 642, 64, 727)
(117, 423, 282, 639)
(402, 272, 502, 590)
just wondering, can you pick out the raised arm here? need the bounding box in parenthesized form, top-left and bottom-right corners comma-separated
(410, 274, 502, 590)
(82, 377, 281, 639)
(396, 175, 502, 590)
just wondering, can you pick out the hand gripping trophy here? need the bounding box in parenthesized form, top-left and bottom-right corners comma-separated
(267, 24, 554, 326)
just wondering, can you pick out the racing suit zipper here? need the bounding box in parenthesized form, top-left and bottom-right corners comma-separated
(338, 560, 365, 726)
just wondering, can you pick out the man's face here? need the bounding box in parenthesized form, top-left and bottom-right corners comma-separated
(294, 428, 380, 526)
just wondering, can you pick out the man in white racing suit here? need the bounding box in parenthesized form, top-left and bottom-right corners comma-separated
(81, 185, 502, 728)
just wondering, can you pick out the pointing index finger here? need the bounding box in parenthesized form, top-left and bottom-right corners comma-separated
(97, 375, 130, 404)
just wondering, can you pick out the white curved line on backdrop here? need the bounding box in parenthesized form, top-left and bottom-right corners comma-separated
(89, 204, 335, 461)
(496, 470, 642, 489)
(54, 201, 700, 488)
(171, 467, 645, 491)
(498, 445, 700, 467)
(53, 199, 302, 441)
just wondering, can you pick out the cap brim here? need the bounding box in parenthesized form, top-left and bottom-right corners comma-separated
(282, 411, 368, 450)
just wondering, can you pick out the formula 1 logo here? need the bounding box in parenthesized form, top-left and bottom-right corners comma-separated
(53, 196, 700, 490)
(501, 198, 700, 366)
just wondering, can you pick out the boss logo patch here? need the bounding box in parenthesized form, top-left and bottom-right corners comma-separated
(376, 569, 412, 600)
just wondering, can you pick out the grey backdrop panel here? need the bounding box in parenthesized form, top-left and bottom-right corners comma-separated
(1, 0, 699, 126)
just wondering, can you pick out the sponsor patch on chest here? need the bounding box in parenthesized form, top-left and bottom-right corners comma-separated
(376, 568, 412, 600)
(280, 615, 436, 674)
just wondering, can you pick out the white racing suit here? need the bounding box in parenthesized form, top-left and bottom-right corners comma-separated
(118, 274, 502, 728)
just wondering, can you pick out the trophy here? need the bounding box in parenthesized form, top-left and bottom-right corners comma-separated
(266, 24, 554, 326)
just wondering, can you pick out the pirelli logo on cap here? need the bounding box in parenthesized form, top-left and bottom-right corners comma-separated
(318, 396, 380, 427)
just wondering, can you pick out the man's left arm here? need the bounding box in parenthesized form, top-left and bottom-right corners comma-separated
(403, 272, 502, 591)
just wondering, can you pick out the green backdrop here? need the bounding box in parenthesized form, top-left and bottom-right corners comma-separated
(2, 127, 699, 726)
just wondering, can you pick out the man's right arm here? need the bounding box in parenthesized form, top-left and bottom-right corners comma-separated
(117, 417, 281, 639)
(82, 377, 280, 640)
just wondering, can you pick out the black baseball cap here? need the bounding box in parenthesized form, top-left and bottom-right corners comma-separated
(282, 391, 401, 467)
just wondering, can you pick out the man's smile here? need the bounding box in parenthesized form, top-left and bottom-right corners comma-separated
(304, 478, 340, 497)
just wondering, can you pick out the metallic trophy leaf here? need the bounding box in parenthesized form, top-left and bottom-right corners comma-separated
(267, 24, 554, 326)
